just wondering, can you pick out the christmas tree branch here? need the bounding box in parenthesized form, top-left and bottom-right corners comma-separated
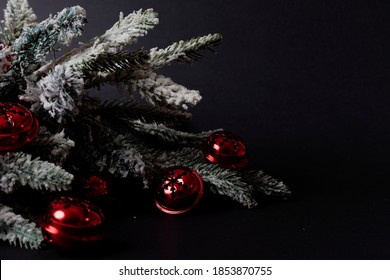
(0, 152, 73, 193)
(131, 71, 202, 110)
(241, 170, 291, 197)
(1, 0, 37, 44)
(12, 5, 86, 70)
(150, 33, 222, 68)
(97, 98, 193, 125)
(0, 204, 44, 249)
(130, 119, 222, 145)
(154, 148, 258, 208)
(81, 49, 150, 88)
(28, 127, 75, 165)
(21, 65, 85, 122)
(60, 9, 158, 73)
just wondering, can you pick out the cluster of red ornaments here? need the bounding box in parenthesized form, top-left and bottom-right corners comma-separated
(0, 102, 39, 151)
(0, 101, 249, 248)
(153, 131, 248, 214)
(39, 131, 248, 249)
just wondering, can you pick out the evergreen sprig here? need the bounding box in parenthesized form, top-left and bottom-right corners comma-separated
(1, 0, 37, 44)
(0, 152, 73, 193)
(61, 9, 159, 70)
(81, 49, 150, 88)
(29, 127, 75, 165)
(130, 119, 221, 145)
(0, 204, 44, 249)
(12, 5, 86, 71)
(150, 33, 223, 68)
(131, 71, 202, 110)
(154, 148, 290, 208)
(22, 65, 85, 123)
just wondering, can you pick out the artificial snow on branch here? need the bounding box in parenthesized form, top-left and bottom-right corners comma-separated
(81, 49, 150, 88)
(21, 65, 85, 122)
(12, 5, 86, 69)
(150, 33, 223, 68)
(30, 127, 75, 165)
(1, 0, 37, 44)
(130, 119, 222, 145)
(131, 71, 202, 110)
(0, 152, 73, 193)
(63, 9, 158, 71)
(0, 204, 44, 249)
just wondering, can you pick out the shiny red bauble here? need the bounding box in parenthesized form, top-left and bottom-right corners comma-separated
(40, 197, 105, 250)
(202, 131, 248, 168)
(154, 166, 204, 214)
(0, 102, 39, 151)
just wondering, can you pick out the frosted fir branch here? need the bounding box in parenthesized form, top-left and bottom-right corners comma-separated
(131, 72, 202, 110)
(12, 6, 86, 68)
(130, 119, 222, 145)
(30, 127, 75, 165)
(0, 152, 73, 193)
(155, 148, 258, 208)
(2, 0, 37, 44)
(97, 98, 193, 126)
(0, 204, 44, 249)
(82, 50, 149, 73)
(63, 9, 158, 71)
(93, 9, 158, 53)
(21, 65, 85, 123)
(81, 49, 150, 88)
(110, 148, 145, 178)
(241, 170, 291, 197)
(150, 33, 222, 68)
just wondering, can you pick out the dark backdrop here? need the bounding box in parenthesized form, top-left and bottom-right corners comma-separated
(1, 0, 390, 259)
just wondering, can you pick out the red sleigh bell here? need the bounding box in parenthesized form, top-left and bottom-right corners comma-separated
(154, 166, 204, 214)
(0, 102, 39, 151)
(202, 131, 248, 169)
(40, 197, 105, 250)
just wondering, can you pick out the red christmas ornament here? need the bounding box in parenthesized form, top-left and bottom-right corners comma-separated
(154, 166, 204, 214)
(81, 175, 109, 197)
(202, 131, 248, 168)
(40, 197, 105, 250)
(0, 102, 39, 151)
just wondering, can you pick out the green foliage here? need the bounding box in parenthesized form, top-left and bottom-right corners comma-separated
(12, 6, 86, 72)
(150, 33, 223, 68)
(0, 204, 44, 249)
(1, 0, 37, 44)
(81, 50, 150, 88)
(130, 119, 221, 145)
(0, 152, 73, 193)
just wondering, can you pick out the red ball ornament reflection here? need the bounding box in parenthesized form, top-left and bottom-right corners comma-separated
(81, 175, 109, 197)
(40, 197, 105, 250)
(154, 166, 204, 214)
(202, 131, 248, 168)
(0, 102, 39, 151)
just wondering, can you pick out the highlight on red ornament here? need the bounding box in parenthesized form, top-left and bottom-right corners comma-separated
(0, 102, 39, 151)
(154, 166, 204, 214)
(40, 197, 105, 250)
(202, 131, 248, 169)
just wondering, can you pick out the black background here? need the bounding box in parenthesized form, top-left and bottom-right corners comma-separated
(1, 0, 390, 259)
